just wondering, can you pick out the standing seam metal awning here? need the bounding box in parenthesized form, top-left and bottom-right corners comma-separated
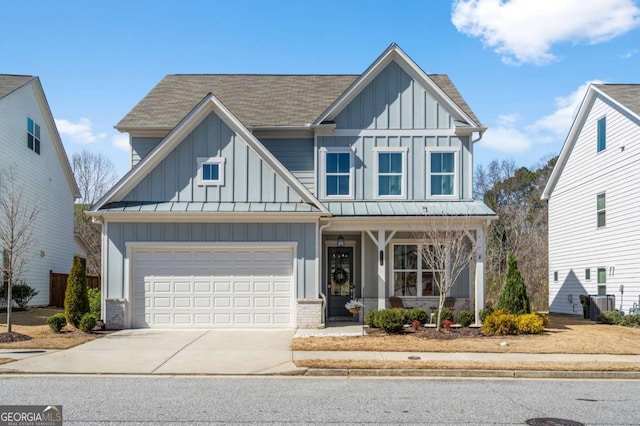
(325, 201, 495, 217)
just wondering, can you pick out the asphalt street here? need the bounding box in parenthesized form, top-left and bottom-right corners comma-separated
(1, 376, 639, 425)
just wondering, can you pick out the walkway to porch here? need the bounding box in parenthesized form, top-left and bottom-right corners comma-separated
(295, 322, 365, 337)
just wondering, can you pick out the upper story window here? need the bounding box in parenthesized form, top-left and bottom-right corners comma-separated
(597, 117, 606, 153)
(196, 157, 225, 186)
(322, 148, 353, 198)
(375, 148, 407, 198)
(596, 192, 606, 228)
(27, 117, 41, 155)
(426, 148, 458, 197)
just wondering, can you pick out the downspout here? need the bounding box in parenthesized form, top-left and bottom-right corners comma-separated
(318, 219, 331, 328)
(472, 127, 487, 144)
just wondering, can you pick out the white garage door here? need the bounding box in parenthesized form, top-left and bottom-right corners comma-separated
(132, 246, 294, 328)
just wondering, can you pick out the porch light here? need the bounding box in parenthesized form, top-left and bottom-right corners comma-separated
(337, 234, 345, 248)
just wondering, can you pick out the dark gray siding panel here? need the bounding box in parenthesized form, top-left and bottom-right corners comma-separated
(122, 112, 303, 203)
(261, 138, 315, 194)
(106, 222, 317, 300)
(334, 61, 452, 130)
(131, 137, 162, 167)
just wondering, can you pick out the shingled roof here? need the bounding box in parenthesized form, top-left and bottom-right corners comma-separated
(116, 73, 480, 130)
(0, 75, 34, 100)
(595, 84, 640, 117)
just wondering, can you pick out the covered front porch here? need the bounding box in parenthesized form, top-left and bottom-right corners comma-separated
(317, 216, 489, 326)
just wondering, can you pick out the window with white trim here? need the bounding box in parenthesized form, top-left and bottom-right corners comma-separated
(375, 148, 406, 198)
(323, 149, 352, 198)
(27, 117, 41, 154)
(392, 243, 441, 297)
(597, 267, 606, 295)
(597, 116, 606, 153)
(596, 192, 606, 228)
(197, 157, 225, 186)
(427, 148, 458, 197)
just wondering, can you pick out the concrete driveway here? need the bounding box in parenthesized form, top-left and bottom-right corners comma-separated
(0, 329, 300, 375)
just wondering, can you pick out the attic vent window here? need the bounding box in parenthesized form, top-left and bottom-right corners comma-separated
(27, 117, 41, 155)
(197, 157, 225, 186)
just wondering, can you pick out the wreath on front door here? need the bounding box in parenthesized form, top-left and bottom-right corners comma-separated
(332, 267, 349, 285)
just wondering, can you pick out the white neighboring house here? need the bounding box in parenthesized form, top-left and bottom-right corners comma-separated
(543, 84, 640, 315)
(0, 75, 83, 306)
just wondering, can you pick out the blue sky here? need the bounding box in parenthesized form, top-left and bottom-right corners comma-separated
(1, 0, 639, 178)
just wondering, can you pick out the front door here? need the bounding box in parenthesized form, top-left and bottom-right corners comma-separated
(328, 246, 354, 318)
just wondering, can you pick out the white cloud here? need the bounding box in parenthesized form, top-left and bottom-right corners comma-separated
(484, 81, 603, 155)
(620, 49, 638, 59)
(55, 117, 107, 144)
(111, 134, 130, 152)
(528, 80, 603, 139)
(452, 0, 640, 65)
(482, 114, 532, 152)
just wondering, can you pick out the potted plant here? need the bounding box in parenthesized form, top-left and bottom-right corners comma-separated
(345, 299, 364, 314)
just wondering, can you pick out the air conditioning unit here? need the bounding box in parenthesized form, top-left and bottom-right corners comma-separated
(589, 295, 616, 321)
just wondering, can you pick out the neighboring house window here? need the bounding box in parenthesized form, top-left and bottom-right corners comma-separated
(597, 267, 606, 295)
(323, 149, 352, 198)
(585, 268, 591, 281)
(553, 271, 558, 282)
(27, 117, 41, 154)
(375, 148, 406, 198)
(392, 243, 441, 297)
(596, 193, 606, 228)
(427, 148, 458, 197)
(597, 117, 606, 153)
(196, 157, 225, 186)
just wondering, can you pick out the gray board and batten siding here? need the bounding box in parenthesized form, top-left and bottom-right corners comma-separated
(260, 138, 315, 195)
(334, 61, 456, 130)
(106, 222, 317, 299)
(122, 112, 303, 204)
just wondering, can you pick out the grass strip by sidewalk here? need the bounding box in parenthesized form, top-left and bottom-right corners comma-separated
(295, 359, 640, 372)
(0, 358, 15, 365)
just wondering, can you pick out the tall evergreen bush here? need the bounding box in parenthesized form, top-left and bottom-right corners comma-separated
(64, 256, 90, 327)
(496, 252, 530, 315)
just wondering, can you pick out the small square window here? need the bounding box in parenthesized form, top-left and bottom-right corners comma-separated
(553, 271, 558, 282)
(585, 268, 591, 281)
(197, 157, 225, 186)
(27, 117, 41, 155)
(597, 117, 606, 152)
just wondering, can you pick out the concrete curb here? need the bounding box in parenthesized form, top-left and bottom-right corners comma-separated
(303, 368, 640, 379)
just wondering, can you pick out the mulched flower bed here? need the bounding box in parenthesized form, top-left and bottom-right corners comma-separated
(0, 332, 32, 343)
(367, 326, 484, 340)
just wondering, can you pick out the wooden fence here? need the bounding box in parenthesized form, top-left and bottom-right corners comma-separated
(49, 270, 101, 307)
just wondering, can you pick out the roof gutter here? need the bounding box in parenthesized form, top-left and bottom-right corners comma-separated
(470, 126, 488, 143)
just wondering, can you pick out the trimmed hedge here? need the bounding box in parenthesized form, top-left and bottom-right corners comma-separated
(79, 313, 97, 333)
(457, 310, 473, 327)
(47, 313, 67, 333)
(431, 307, 454, 324)
(376, 308, 407, 333)
(482, 310, 547, 335)
(408, 307, 429, 325)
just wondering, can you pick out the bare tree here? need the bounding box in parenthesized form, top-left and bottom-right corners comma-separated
(0, 166, 39, 333)
(71, 150, 117, 275)
(72, 150, 117, 206)
(414, 212, 477, 331)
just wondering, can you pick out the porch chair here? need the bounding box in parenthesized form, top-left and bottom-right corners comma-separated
(389, 296, 410, 310)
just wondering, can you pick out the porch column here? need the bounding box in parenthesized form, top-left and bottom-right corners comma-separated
(377, 227, 386, 310)
(474, 226, 486, 326)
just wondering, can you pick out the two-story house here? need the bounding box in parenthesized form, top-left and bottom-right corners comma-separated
(543, 84, 640, 315)
(0, 75, 82, 305)
(90, 44, 495, 329)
